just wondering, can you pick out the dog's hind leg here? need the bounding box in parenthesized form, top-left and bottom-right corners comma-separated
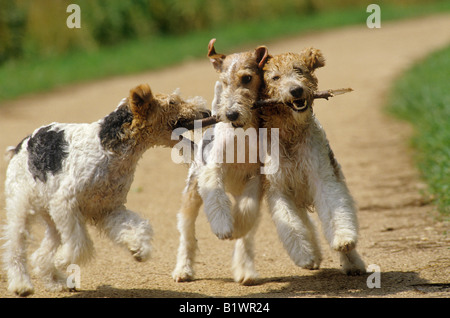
(230, 176, 262, 285)
(232, 226, 259, 285)
(30, 215, 67, 292)
(267, 189, 322, 269)
(50, 197, 94, 269)
(297, 207, 322, 269)
(98, 207, 153, 262)
(173, 178, 203, 282)
(3, 198, 34, 296)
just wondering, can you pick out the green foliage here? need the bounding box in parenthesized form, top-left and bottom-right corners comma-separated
(1, 0, 312, 62)
(0, 0, 27, 63)
(388, 45, 450, 216)
(1, 0, 447, 64)
(0, 0, 449, 102)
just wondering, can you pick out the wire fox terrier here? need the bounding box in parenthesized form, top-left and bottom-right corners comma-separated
(259, 48, 366, 275)
(172, 39, 269, 285)
(3, 83, 210, 296)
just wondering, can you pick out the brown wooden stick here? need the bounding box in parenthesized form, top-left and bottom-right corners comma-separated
(314, 88, 353, 100)
(182, 115, 219, 130)
(253, 88, 353, 108)
(182, 88, 353, 129)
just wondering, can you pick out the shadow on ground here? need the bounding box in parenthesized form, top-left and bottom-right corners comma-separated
(250, 269, 438, 297)
(65, 268, 441, 298)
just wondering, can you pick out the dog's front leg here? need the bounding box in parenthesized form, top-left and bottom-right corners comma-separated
(267, 189, 322, 269)
(97, 207, 153, 262)
(197, 164, 233, 239)
(309, 149, 366, 275)
(310, 162, 359, 253)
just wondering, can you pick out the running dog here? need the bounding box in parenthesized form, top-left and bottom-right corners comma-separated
(3, 83, 210, 296)
(172, 39, 269, 285)
(259, 48, 366, 275)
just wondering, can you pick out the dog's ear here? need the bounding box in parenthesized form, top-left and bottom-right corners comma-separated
(208, 38, 226, 72)
(129, 84, 153, 120)
(254, 46, 270, 69)
(301, 47, 325, 71)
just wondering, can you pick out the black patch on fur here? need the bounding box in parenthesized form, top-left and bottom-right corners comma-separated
(327, 144, 341, 180)
(13, 136, 29, 155)
(27, 125, 69, 182)
(99, 105, 133, 152)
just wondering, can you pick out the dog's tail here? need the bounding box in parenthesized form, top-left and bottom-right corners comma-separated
(4, 146, 16, 162)
(5, 136, 28, 162)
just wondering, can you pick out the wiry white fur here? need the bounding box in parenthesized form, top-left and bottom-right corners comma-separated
(173, 81, 262, 285)
(2, 99, 154, 297)
(264, 116, 366, 272)
(261, 50, 366, 275)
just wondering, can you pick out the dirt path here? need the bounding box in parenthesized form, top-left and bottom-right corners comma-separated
(1, 14, 449, 298)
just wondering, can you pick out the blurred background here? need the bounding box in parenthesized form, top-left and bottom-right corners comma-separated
(0, 0, 448, 101)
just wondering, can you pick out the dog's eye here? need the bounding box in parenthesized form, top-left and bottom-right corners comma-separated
(294, 67, 303, 75)
(272, 75, 280, 81)
(241, 75, 252, 84)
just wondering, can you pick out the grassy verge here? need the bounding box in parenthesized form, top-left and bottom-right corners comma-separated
(387, 45, 450, 216)
(1, 2, 450, 103)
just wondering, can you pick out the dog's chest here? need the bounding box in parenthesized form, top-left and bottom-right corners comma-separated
(265, 145, 313, 204)
(269, 157, 307, 187)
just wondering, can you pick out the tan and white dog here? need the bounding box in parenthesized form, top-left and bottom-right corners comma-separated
(260, 49, 366, 275)
(173, 39, 269, 285)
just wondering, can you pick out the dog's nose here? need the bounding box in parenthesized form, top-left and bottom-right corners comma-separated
(290, 86, 304, 98)
(200, 109, 212, 118)
(226, 110, 239, 121)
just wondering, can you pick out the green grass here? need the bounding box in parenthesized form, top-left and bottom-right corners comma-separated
(1, 2, 450, 103)
(387, 45, 450, 216)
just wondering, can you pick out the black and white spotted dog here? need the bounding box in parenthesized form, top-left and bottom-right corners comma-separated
(2, 83, 210, 296)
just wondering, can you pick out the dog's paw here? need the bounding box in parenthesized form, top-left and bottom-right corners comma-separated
(8, 276, 34, 297)
(209, 209, 234, 240)
(172, 267, 195, 283)
(332, 232, 357, 253)
(210, 220, 234, 240)
(44, 274, 70, 293)
(234, 270, 259, 286)
(299, 258, 321, 270)
(293, 253, 322, 270)
(340, 250, 366, 276)
(130, 244, 151, 262)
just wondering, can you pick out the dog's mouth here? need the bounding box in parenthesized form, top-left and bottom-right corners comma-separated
(172, 110, 217, 130)
(285, 99, 309, 112)
(231, 122, 244, 128)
